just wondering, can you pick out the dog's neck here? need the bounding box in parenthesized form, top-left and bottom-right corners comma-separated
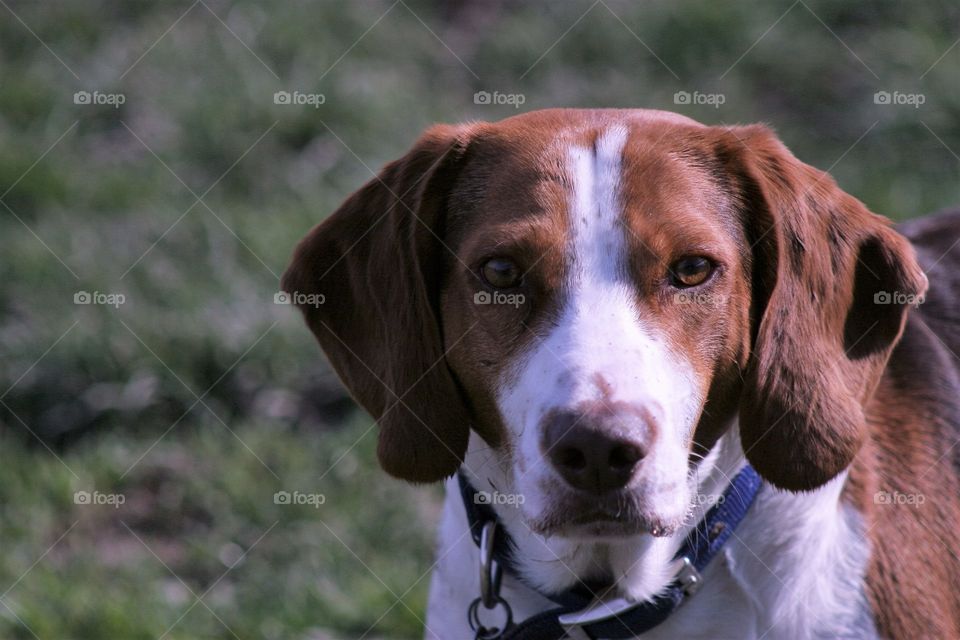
(460, 428, 748, 602)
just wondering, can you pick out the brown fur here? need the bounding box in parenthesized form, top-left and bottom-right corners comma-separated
(280, 124, 480, 482)
(712, 125, 928, 491)
(845, 209, 960, 639)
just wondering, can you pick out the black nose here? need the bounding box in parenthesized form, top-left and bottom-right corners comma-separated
(542, 411, 650, 493)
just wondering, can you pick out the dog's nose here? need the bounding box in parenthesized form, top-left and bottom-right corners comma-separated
(542, 411, 649, 493)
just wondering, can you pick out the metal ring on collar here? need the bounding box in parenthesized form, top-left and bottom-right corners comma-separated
(468, 595, 513, 639)
(478, 521, 502, 608)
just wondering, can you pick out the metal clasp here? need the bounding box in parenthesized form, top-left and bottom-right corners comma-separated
(672, 556, 702, 596)
(468, 522, 512, 639)
(478, 521, 501, 608)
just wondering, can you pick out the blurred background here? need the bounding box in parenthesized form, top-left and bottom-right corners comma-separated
(0, 1, 957, 637)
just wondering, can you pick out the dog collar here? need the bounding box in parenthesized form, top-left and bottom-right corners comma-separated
(458, 464, 762, 640)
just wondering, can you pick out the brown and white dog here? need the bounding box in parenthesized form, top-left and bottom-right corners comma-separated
(282, 109, 960, 639)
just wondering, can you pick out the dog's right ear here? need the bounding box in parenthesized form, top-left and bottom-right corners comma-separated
(281, 124, 480, 483)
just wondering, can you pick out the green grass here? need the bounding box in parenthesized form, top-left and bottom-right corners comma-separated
(1, 1, 958, 637)
(0, 415, 441, 639)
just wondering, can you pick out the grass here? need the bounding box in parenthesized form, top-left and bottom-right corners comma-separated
(0, 415, 441, 639)
(0, 0, 958, 637)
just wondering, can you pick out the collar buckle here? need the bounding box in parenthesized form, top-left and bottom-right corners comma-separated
(673, 556, 703, 596)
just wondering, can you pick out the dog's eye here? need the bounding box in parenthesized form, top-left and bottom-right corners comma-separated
(481, 258, 521, 289)
(670, 256, 713, 287)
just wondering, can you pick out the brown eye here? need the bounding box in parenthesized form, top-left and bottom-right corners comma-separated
(481, 258, 521, 289)
(670, 256, 713, 287)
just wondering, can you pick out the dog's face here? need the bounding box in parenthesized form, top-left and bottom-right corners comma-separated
(439, 121, 751, 538)
(283, 109, 925, 542)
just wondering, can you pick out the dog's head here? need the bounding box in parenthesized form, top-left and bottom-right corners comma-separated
(283, 109, 925, 540)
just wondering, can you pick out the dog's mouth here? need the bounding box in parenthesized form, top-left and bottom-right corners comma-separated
(568, 510, 621, 526)
(568, 513, 668, 538)
(541, 514, 678, 539)
(526, 495, 683, 539)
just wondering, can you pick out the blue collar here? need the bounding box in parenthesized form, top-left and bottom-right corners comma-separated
(458, 464, 762, 640)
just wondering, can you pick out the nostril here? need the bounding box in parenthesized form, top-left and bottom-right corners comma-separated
(541, 409, 652, 494)
(608, 442, 643, 470)
(557, 446, 587, 471)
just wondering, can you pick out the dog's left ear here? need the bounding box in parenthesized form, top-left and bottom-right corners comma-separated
(715, 125, 928, 491)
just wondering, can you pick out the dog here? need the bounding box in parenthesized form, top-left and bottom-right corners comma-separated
(282, 109, 960, 639)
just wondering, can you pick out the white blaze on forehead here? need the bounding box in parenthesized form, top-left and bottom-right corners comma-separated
(569, 126, 630, 282)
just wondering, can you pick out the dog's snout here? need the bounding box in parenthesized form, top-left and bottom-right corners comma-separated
(542, 410, 651, 493)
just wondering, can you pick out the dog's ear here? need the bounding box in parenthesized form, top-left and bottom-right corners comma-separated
(716, 125, 927, 491)
(281, 124, 479, 483)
